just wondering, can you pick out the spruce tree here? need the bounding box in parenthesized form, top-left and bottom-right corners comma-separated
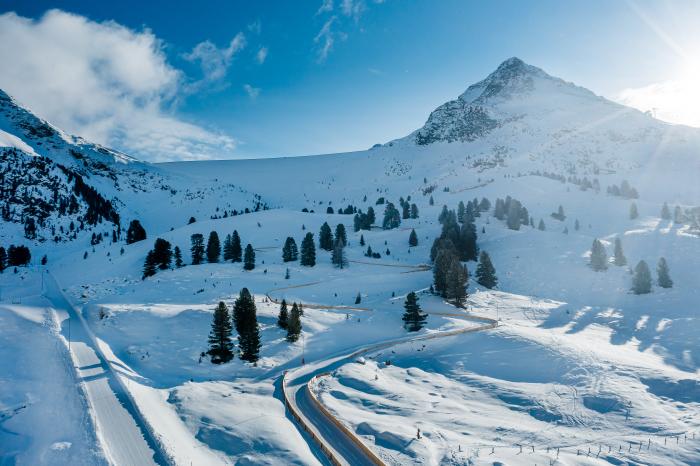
(142, 250, 157, 279)
(300, 232, 316, 266)
(433, 248, 455, 296)
(360, 234, 365, 246)
(367, 206, 376, 225)
(243, 244, 255, 270)
(409, 229, 418, 247)
(152, 238, 172, 269)
(661, 202, 671, 220)
(632, 260, 652, 294)
(206, 231, 221, 263)
(282, 237, 299, 262)
(674, 205, 684, 224)
(231, 230, 242, 262)
(629, 202, 639, 220)
(657, 257, 673, 288)
(410, 203, 419, 219)
(590, 239, 608, 271)
(382, 203, 401, 230)
(233, 288, 261, 362)
(457, 201, 465, 223)
(207, 301, 234, 364)
(355, 292, 361, 304)
(475, 251, 497, 289)
(0, 246, 6, 272)
(319, 222, 334, 250)
(286, 303, 302, 342)
(174, 246, 183, 267)
(277, 299, 289, 329)
(446, 260, 468, 307)
(402, 292, 426, 332)
(538, 219, 545, 231)
(126, 219, 147, 244)
(223, 234, 234, 261)
(190, 233, 205, 265)
(506, 199, 522, 230)
(613, 237, 627, 266)
(335, 224, 347, 246)
(331, 238, 348, 269)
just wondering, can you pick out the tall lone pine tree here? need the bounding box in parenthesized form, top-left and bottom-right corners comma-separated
(300, 232, 316, 266)
(243, 244, 255, 270)
(402, 292, 426, 332)
(207, 231, 221, 263)
(208, 301, 234, 364)
(233, 288, 261, 362)
(475, 251, 498, 289)
(286, 302, 302, 342)
(190, 233, 205, 265)
(590, 239, 608, 271)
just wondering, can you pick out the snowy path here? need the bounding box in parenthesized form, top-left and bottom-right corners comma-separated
(44, 272, 166, 466)
(282, 309, 498, 466)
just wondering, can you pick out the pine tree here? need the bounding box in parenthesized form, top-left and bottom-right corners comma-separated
(446, 260, 468, 307)
(632, 260, 652, 294)
(459, 221, 478, 261)
(319, 222, 334, 250)
(410, 203, 419, 219)
(661, 202, 671, 220)
(206, 231, 221, 263)
(402, 202, 410, 220)
(243, 244, 255, 270)
(277, 299, 289, 329)
(457, 201, 465, 223)
(506, 199, 522, 230)
(190, 233, 205, 265)
(126, 219, 147, 244)
(613, 237, 627, 266)
(282, 237, 299, 262)
(223, 234, 234, 261)
(538, 219, 545, 231)
(300, 232, 316, 266)
(475, 251, 497, 289)
(207, 302, 234, 364)
(174, 246, 183, 267)
(433, 248, 455, 296)
(286, 302, 302, 342)
(152, 238, 172, 269)
(382, 202, 401, 230)
(142, 250, 157, 279)
(674, 205, 684, 224)
(231, 230, 242, 262)
(429, 195, 434, 206)
(629, 202, 639, 220)
(359, 234, 365, 246)
(335, 224, 347, 246)
(233, 288, 261, 362)
(355, 292, 361, 304)
(0, 246, 7, 273)
(590, 239, 608, 271)
(366, 206, 376, 225)
(402, 292, 426, 332)
(657, 257, 673, 288)
(331, 238, 348, 269)
(409, 229, 418, 247)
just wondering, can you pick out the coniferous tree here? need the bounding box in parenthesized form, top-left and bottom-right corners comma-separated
(590, 239, 608, 271)
(402, 291, 426, 332)
(223, 234, 234, 261)
(282, 237, 299, 262)
(409, 229, 418, 247)
(126, 219, 147, 244)
(359, 234, 365, 246)
(233, 288, 261, 362)
(335, 224, 347, 246)
(355, 292, 361, 304)
(7, 245, 31, 266)
(366, 206, 376, 225)
(632, 260, 652, 294)
(206, 231, 221, 263)
(574, 219, 580, 231)
(190, 233, 205, 265)
(319, 222, 334, 250)
(629, 202, 639, 220)
(457, 201, 466, 223)
(459, 220, 479, 261)
(331, 238, 348, 269)
(446, 261, 469, 307)
(661, 202, 671, 220)
(277, 299, 289, 329)
(657, 257, 673, 288)
(142, 250, 157, 279)
(402, 202, 410, 220)
(429, 195, 434, 206)
(506, 199, 522, 230)
(174, 246, 184, 267)
(538, 219, 545, 231)
(410, 203, 419, 219)
(382, 202, 401, 230)
(674, 205, 684, 224)
(286, 302, 302, 342)
(152, 238, 172, 269)
(243, 244, 255, 270)
(231, 230, 242, 262)
(300, 233, 316, 266)
(475, 251, 497, 289)
(0, 246, 6, 272)
(207, 301, 234, 364)
(433, 248, 455, 296)
(613, 237, 627, 266)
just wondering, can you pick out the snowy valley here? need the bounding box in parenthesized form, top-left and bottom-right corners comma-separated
(1, 57, 699, 466)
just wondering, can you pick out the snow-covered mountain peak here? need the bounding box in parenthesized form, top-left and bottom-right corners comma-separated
(458, 56, 553, 103)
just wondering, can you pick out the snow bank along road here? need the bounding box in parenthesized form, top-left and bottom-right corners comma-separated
(44, 271, 169, 466)
(280, 303, 498, 466)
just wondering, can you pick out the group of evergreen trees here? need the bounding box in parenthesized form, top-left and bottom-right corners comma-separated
(457, 198, 489, 223)
(0, 245, 32, 271)
(398, 197, 419, 220)
(353, 207, 376, 231)
(126, 220, 146, 244)
(382, 203, 401, 230)
(589, 238, 673, 294)
(142, 237, 176, 278)
(432, 205, 478, 262)
(207, 288, 261, 363)
(318, 222, 349, 268)
(223, 231, 242, 262)
(607, 180, 639, 199)
(277, 299, 303, 342)
(494, 196, 530, 231)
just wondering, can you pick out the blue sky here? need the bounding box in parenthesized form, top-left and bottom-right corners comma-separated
(1, 0, 699, 161)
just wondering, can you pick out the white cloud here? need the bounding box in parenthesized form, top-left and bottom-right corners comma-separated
(341, 0, 366, 20)
(247, 20, 262, 35)
(184, 32, 246, 84)
(317, 0, 334, 15)
(617, 79, 700, 128)
(0, 10, 237, 162)
(243, 84, 260, 100)
(256, 46, 268, 64)
(314, 16, 337, 62)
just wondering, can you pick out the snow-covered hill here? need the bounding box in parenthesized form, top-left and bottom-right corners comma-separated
(2, 58, 699, 465)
